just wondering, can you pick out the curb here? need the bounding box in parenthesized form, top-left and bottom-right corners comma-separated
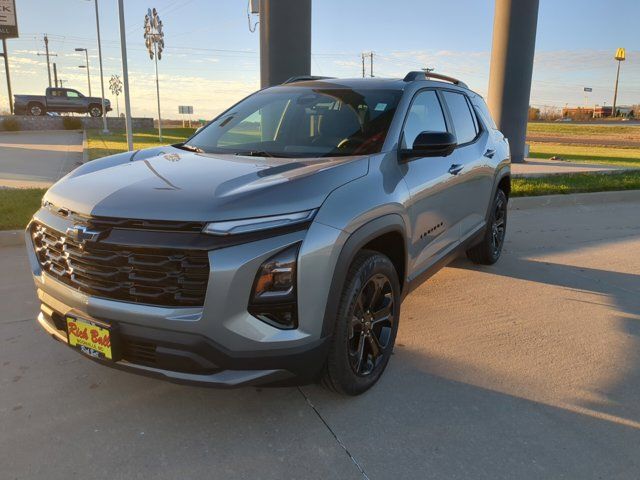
(510, 189, 640, 210)
(0, 229, 26, 248)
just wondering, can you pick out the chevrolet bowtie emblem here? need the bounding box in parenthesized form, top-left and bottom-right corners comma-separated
(65, 225, 102, 243)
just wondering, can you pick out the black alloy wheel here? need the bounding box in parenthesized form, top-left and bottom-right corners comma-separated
(491, 191, 507, 257)
(348, 273, 395, 376)
(321, 250, 400, 395)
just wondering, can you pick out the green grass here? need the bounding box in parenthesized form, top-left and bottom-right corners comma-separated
(512, 171, 640, 197)
(86, 128, 196, 160)
(0, 188, 46, 230)
(527, 122, 640, 137)
(529, 143, 640, 168)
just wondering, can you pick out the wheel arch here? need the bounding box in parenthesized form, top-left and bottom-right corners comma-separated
(321, 214, 407, 337)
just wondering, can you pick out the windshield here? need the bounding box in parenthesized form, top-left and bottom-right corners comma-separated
(184, 86, 402, 158)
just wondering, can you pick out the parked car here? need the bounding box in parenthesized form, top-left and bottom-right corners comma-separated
(14, 87, 111, 117)
(26, 72, 510, 395)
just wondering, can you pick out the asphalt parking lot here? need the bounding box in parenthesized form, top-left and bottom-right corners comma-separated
(1, 195, 640, 480)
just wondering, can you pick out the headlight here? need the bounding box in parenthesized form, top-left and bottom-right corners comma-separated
(248, 244, 299, 329)
(203, 210, 315, 236)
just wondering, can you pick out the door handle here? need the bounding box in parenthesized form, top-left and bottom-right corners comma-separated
(448, 164, 464, 176)
(484, 149, 495, 159)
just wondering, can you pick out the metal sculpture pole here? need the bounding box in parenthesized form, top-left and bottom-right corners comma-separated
(144, 7, 164, 142)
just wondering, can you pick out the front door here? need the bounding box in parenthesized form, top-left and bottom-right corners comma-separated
(399, 89, 465, 278)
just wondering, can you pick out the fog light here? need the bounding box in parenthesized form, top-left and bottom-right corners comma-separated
(248, 244, 299, 329)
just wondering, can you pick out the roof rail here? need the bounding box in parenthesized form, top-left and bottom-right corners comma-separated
(403, 71, 468, 89)
(282, 75, 335, 84)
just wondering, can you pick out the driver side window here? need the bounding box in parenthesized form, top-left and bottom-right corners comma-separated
(402, 90, 447, 149)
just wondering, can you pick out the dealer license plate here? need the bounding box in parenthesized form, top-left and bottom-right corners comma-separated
(66, 316, 113, 360)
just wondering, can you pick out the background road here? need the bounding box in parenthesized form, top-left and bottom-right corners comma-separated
(0, 131, 83, 188)
(1, 197, 639, 479)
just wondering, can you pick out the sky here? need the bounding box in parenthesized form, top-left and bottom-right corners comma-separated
(1, 0, 639, 119)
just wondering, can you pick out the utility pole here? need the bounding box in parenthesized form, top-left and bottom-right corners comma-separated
(369, 51, 374, 78)
(361, 52, 374, 77)
(37, 34, 57, 88)
(93, 0, 109, 133)
(1, 39, 13, 114)
(53, 62, 58, 87)
(117, 0, 133, 150)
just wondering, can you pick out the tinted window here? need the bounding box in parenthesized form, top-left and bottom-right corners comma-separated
(472, 97, 497, 130)
(402, 90, 447, 148)
(443, 91, 477, 144)
(187, 87, 402, 158)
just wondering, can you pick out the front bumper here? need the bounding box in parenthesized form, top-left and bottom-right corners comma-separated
(26, 209, 345, 387)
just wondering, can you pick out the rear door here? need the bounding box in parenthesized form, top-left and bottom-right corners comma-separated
(400, 89, 464, 277)
(46, 88, 68, 111)
(440, 90, 494, 240)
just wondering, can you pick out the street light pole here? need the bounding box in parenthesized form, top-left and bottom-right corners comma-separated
(117, 0, 133, 151)
(92, 0, 109, 133)
(76, 48, 91, 96)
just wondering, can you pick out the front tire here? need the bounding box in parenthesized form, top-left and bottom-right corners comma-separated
(89, 105, 103, 117)
(467, 188, 508, 265)
(321, 250, 400, 395)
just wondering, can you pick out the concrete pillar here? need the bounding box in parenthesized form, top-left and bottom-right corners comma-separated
(259, 0, 311, 88)
(488, 0, 540, 163)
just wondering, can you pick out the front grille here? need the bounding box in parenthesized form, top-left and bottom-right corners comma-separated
(31, 223, 210, 307)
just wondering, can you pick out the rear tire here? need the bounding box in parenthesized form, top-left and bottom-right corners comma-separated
(467, 188, 508, 265)
(321, 250, 400, 395)
(28, 102, 45, 116)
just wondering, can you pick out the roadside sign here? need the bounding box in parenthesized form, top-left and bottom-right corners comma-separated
(178, 105, 193, 114)
(0, 0, 18, 39)
(583, 87, 593, 92)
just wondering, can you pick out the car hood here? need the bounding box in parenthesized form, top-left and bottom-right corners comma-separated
(44, 146, 369, 221)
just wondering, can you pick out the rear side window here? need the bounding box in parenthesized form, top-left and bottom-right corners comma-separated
(442, 91, 478, 145)
(402, 90, 447, 149)
(472, 97, 497, 130)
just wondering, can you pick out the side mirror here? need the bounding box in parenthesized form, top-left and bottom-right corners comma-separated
(400, 131, 457, 160)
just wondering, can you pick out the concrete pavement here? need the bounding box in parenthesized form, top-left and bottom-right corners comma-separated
(0, 131, 83, 188)
(1, 198, 640, 479)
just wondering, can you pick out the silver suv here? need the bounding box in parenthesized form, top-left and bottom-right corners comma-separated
(26, 72, 510, 395)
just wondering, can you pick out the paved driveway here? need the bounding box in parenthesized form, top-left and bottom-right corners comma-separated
(0, 131, 83, 188)
(1, 197, 639, 479)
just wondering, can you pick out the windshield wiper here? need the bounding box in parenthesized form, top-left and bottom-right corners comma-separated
(235, 150, 280, 158)
(175, 143, 204, 153)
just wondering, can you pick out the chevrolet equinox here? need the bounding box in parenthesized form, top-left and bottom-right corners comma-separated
(27, 72, 510, 395)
